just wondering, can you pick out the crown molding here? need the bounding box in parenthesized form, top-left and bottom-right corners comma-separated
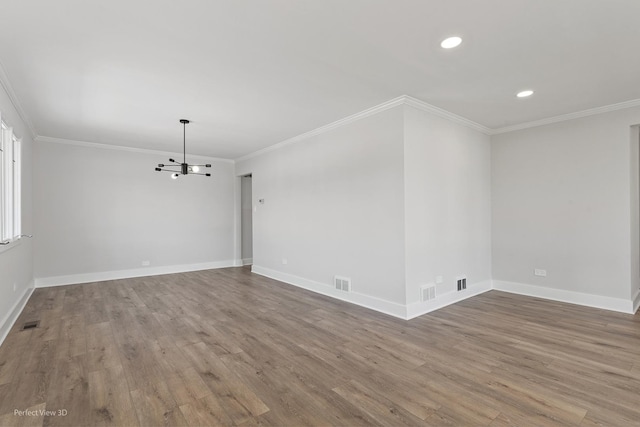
(491, 98, 640, 135)
(235, 95, 408, 162)
(402, 95, 492, 135)
(235, 95, 491, 162)
(0, 60, 37, 139)
(35, 135, 234, 163)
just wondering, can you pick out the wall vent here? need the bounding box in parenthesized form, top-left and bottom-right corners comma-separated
(420, 285, 436, 302)
(334, 276, 351, 292)
(457, 276, 467, 291)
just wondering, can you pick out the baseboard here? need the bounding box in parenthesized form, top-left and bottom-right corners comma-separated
(251, 265, 407, 319)
(242, 258, 253, 266)
(34, 260, 238, 288)
(249, 266, 636, 318)
(493, 280, 636, 314)
(405, 280, 493, 320)
(0, 281, 34, 347)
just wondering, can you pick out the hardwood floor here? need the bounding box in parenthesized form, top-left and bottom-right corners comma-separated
(0, 266, 639, 426)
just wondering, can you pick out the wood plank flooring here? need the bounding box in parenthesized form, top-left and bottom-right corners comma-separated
(0, 266, 639, 426)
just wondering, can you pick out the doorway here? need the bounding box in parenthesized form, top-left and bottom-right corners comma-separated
(241, 174, 253, 265)
(631, 125, 640, 300)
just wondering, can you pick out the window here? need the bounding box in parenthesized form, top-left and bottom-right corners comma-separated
(0, 116, 21, 245)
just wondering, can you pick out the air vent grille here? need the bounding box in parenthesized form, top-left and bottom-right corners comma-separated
(421, 285, 436, 302)
(22, 321, 39, 330)
(457, 276, 467, 291)
(334, 276, 351, 292)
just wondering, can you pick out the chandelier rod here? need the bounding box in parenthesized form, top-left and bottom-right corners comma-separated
(183, 120, 186, 164)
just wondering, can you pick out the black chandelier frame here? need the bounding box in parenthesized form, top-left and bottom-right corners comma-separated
(155, 119, 211, 177)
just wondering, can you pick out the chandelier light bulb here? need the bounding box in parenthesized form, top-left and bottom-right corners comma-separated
(192, 165, 200, 173)
(171, 173, 179, 179)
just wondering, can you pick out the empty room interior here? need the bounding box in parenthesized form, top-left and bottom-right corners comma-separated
(1, 1, 640, 426)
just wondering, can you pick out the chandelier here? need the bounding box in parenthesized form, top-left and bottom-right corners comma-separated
(155, 119, 211, 179)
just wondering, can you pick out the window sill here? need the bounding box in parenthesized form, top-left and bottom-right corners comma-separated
(0, 237, 24, 255)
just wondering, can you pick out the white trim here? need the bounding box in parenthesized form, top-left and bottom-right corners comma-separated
(406, 280, 493, 320)
(0, 61, 37, 139)
(34, 260, 237, 288)
(35, 135, 234, 163)
(235, 96, 407, 162)
(235, 95, 491, 162)
(26, 95, 640, 163)
(251, 265, 407, 319)
(242, 258, 253, 266)
(0, 281, 34, 348)
(250, 267, 494, 320)
(402, 96, 492, 135)
(491, 98, 640, 135)
(492, 280, 636, 314)
(245, 266, 639, 318)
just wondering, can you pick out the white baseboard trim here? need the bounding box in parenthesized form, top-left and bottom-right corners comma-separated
(0, 281, 35, 348)
(248, 267, 638, 318)
(405, 280, 493, 320)
(251, 265, 408, 319)
(242, 258, 253, 266)
(493, 280, 636, 314)
(34, 260, 238, 288)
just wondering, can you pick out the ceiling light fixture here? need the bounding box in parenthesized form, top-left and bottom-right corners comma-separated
(441, 36, 462, 49)
(155, 119, 211, 178)
(517, 90, 534, 98)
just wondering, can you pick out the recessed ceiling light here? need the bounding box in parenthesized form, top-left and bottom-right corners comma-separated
(441, 36, 462, 49)
(517, 90, 534, 98)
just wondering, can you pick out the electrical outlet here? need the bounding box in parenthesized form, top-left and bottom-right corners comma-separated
(13, 283, 17, 292)
(282, 258, 288, 265)
(435, 276, 443, 284)
(142, 260, 151, 266)
(534, 269, 547, 277)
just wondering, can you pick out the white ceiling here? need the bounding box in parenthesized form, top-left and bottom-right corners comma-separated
(1, 0, 639, 159)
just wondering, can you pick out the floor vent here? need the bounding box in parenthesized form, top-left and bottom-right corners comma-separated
(22, 321, 39, 330)
(334, 276, 351, 292)
(421, 285, 436, 302)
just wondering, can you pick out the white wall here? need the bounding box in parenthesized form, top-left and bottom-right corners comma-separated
(33, 142, 236, 282)
(241, 175, 253, 262)
(0, 84, 34, 342)
(492, 107, 640, 304)
(404, 105, 492, 305)
(236, 106, 407, 306)
(235, 103, 495, 318)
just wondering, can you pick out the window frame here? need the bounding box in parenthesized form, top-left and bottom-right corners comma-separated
(0, 116, 23, 253)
